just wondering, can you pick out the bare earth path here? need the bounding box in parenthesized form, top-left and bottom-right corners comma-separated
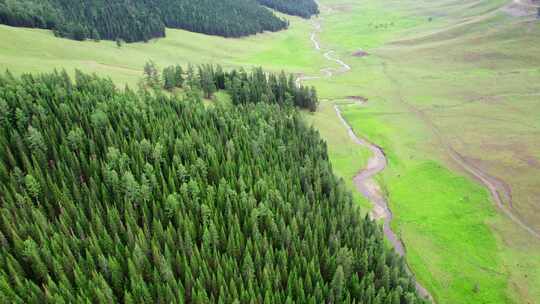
(378, 61, 540, 240)
(503, 0, 539, 16)
(297, 2, 435, 301)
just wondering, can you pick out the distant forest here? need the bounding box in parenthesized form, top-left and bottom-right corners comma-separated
(0, 70, 429, 303)
(0, 0, 318, 42)
(257, 0, 319, 18)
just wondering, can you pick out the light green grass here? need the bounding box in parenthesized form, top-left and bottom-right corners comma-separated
(318, 1, 424, 52)
(2, 0, 540, 303)
(389, 161, 505, 303)
(316, 0, 540, 302)
(0, 13, 326, 87)
(344, 105, 510, 303)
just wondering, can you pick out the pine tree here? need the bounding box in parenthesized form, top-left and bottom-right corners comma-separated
(330, 266, 345, 303)
(24, 174, 41, 199)
(144, 61, 161, 89)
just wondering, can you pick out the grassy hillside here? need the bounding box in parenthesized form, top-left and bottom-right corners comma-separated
(0, 18, 329, 86)
(1, 0, 540, 303)
(308, 0, 540, 302)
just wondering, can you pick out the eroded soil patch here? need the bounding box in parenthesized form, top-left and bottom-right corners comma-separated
(353, 50, 370, 57)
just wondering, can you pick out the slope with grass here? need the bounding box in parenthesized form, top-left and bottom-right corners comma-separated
(1, 0, 540, 303)
(305, 0, 540, 302)
(295, 9, 434, 298)
(0, 13, 325, 87)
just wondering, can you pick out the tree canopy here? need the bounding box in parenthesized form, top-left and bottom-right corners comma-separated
(0, 70, 429, 303)
(0, 0, 295, 42)
(257, 0, 319, 18)
(152, 63, 319, 112)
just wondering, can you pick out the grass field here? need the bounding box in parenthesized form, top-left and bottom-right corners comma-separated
(0, 13, 326, 87)
(311, 0, 540, 302)
(1, 0, 540, 303)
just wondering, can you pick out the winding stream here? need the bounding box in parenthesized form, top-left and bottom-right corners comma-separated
(334, 105, 433, 301)
(296, 3, 435, 301)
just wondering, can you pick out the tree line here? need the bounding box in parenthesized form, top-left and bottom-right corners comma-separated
(257, 0, 319, 18)
(0, 70, 430, 303)
(0, 0, 165, 42)
(0, 0, 310, 42)
(144, 61, 319, 112)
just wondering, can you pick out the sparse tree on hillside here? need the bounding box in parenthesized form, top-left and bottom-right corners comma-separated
(162, 66, 176, 91)
(144, 60, 161, 89)
(174, 65, 184, 87)
(199, 66, 217, 98)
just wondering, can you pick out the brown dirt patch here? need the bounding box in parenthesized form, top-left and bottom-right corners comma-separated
(352, 50, 369, 57)
(502, 0, 539, 17)
(467, 94, 505, 105)
(348, 96, 368, 103)
(328, 4, 353, 12)
(482, 142, 540, 169)
(462, 52, 513, 63)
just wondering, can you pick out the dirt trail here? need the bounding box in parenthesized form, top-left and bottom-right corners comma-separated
(448, 146, 540, 239)
(503, 0, 539, 16)
(378, 61, 540, 240)
(297, 2, 435, 301)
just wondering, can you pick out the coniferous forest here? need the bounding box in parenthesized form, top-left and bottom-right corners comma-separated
(155, 63, 319, 112)
(0, 70, 429, 303)
(256, 0, 319, 18)
(0, 0, 317, 42)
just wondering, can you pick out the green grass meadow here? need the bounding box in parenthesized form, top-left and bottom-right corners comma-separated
(1, 0, 540, 303)
(0, 12, 326, 87)
(317, 0, 540, 302)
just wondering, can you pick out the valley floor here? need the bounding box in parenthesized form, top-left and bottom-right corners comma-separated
(307, 0, 540, 303)
(1, 0, 540, 303)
